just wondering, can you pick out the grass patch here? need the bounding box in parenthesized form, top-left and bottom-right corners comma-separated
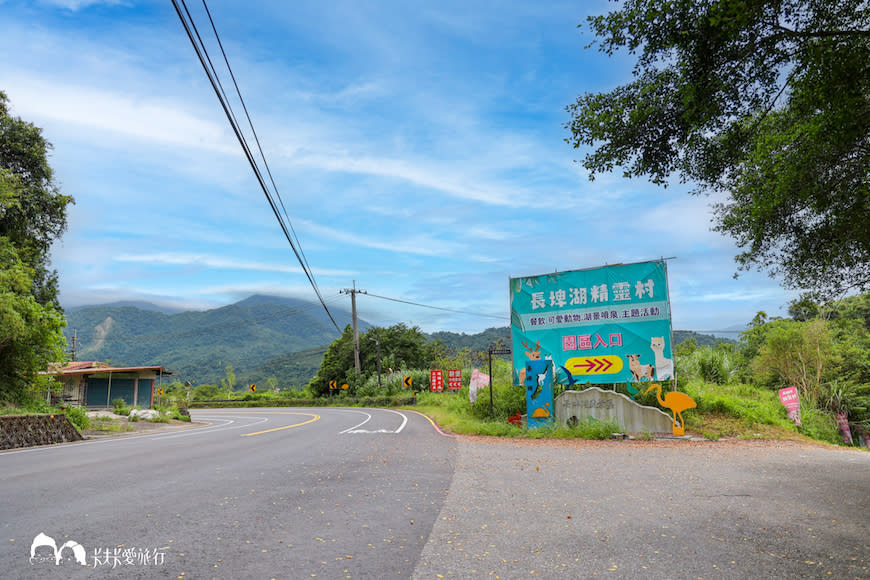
(414, 400, 620, 440)
(88, 422, 135, 433)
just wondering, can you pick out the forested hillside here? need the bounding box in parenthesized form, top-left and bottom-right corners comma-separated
(64, 297, 732, 390)
(63, 295, 363, 387)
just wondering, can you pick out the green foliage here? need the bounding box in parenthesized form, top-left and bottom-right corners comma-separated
(469, 380, 525, 421)
(677, 345, 737, 385)
(310, 323, 441, 397)
(62, 295, 351, 387)
(112, 398, 130, 416)
(0, 91, 74, 307)
(191, 383, 220, 400)
(683, 379, 793, 429)
(527, 419, 622, 440)
(797, 406, 841, 445)
(750, 319, 833, 405)
(219, 365, 236, 399)
(0, 237, 67, 403)
(566, 1, 870, 299)
(63, 406, 89, 432)
(0, 92, 71, 404)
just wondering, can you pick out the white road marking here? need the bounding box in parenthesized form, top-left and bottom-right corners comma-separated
(338, 411, 372, 434)
(339, 409, 407, 434)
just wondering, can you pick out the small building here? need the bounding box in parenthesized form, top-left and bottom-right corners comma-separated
(48, 361, 172, 408)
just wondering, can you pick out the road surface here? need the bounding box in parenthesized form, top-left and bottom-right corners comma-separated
(2, 408, 868, 579)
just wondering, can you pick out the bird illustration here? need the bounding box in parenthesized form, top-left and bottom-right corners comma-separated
(644, 383, 696, 436)
(626, 381, 641, 400)
(531, 402, 551, 418)
(559, 366, 577, 387)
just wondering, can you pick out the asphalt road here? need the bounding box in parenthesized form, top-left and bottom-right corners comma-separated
(1, 408, 456, 579)
(2, 409, 868, 579)
(414, 437, 870, 580)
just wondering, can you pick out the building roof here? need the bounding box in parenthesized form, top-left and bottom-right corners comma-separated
(47, 361, 172, 376)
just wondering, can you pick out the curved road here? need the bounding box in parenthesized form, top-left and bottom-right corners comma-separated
(1, 408, 456, 579)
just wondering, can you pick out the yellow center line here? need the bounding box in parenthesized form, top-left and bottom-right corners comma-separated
(240, 413, 320, 437)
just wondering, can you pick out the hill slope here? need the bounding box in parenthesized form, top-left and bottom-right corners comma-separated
(63, 295, 365, 387)
(64, 298, 732, 390)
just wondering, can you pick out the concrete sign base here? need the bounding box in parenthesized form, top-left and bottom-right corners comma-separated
(555, 387, 674, 434)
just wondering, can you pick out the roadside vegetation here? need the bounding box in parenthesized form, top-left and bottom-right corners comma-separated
(1, 294, 867, 447)
(176, 293, 870, 447)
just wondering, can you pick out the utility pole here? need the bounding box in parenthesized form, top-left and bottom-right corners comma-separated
(376, 335, 382, 388)
(340, 281, 367, 372)
(70, 329, 77, 362)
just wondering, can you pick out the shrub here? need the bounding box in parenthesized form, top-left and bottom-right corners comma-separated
(112, 398, 130, 416)
(677, 346, 737, 384)
(63, 406, 90, 431)
(799, 406, 841, 444)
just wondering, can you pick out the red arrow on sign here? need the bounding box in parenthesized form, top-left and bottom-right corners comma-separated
(572, 357, 614, 373)
(573, 359, 596, 372)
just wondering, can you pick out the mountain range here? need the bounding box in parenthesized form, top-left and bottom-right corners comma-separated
(62, 295, 365, 388)
(62, 295, 732, 389)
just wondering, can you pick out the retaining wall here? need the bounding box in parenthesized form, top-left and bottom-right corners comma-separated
(0, 414, 83, 450)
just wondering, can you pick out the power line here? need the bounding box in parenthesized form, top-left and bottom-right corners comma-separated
(362, 291, 509, 320)
(170, 0, 338, 331)
(197, 0, 318, 289)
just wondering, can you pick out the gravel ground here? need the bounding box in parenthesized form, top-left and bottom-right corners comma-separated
(82, 411, 202, 438)
(413, 437, 870, 580)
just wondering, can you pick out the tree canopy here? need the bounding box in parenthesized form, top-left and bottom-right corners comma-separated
(0, 91, 73, 307)
(566, 0, 870, 300)
(309, 323, 440, 396)
(0, 92, 72, 402)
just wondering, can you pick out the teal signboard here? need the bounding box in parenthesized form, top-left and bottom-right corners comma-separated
(510, 260, 674, 392)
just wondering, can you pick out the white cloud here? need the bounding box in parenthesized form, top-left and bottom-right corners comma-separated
(297, 219, 462, 257)
(39, 0, 126, 10)
(6, 76, 236, 154)
(114, 252, 353, 277)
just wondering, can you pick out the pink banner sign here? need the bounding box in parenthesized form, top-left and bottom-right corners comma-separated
(469, 369, 490, 404)
(778, 387, 801, 426)
(836, 412, 853, 445)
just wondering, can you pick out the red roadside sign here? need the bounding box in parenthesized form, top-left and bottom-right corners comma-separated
(448, 369, 462, 391)
(430, 370, 443, 392)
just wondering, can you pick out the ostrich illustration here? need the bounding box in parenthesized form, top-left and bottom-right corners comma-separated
(644, 383, 696, 436)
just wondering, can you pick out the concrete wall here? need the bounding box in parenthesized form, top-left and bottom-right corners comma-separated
(555, 387, 673, 433)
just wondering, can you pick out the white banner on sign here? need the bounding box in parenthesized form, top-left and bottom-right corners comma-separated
(469, 368, 490, 404)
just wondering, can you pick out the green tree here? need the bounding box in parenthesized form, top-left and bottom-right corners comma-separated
(310, 325, 355, 397)
(310, 323, 439, 397)
(750, 319, 834, 405)
(220, 365, 236, 399)
(788, 296, 821, 322)
(0, 236, 67, 402)
(0, 91, 73, 403)
(0, 91, 74, 307)
(566, 1, 870, 300)
(192, 383, 220, 401)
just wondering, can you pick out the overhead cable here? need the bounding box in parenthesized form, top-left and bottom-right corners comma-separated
(363, 292, 510, 320)
(170, 0, 338, 331)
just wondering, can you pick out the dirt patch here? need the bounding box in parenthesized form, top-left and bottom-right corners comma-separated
(83, 411, 203, 439)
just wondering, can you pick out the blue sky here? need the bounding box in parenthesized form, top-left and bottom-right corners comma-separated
(1, 0, 796, 334)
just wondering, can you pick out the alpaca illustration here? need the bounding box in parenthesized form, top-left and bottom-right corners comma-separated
(627, 354, 655, 381)
(650, 336, 674, 380)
